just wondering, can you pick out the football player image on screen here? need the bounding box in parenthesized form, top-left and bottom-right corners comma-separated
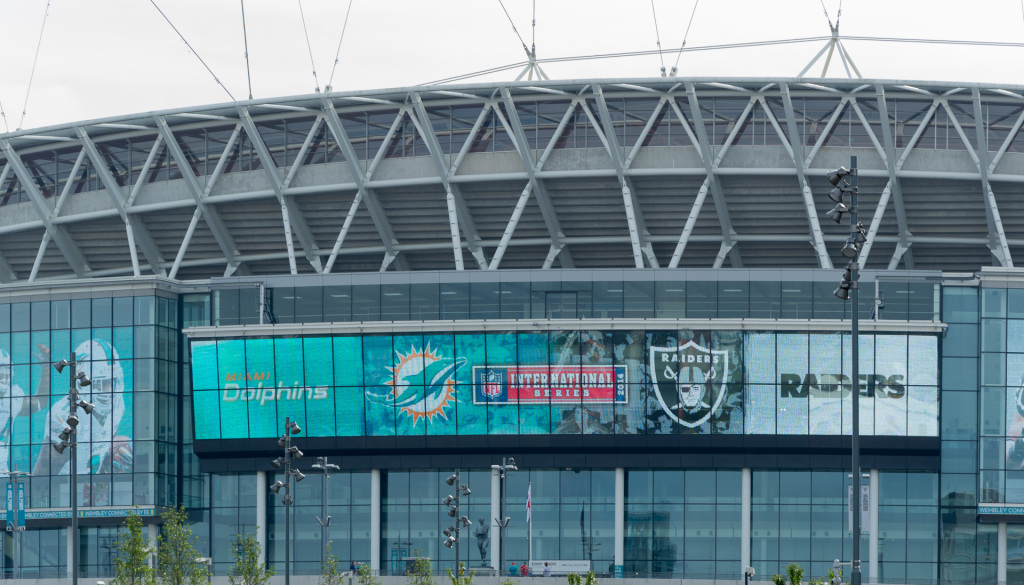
(1007, 377, 1024, 470)
(0, 345, 51, 474)
(33, 339, 130, 476)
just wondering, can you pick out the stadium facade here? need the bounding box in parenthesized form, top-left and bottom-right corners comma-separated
(0, 77, 1022, 583)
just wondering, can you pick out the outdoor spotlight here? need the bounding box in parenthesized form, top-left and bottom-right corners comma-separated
(505, 458, 517, 470)
(461, 487, 472, 496)
(841, 239, 860, 259)
(445, 474, 458, 486)
(270, 480, 285, 494)
(444, 536, 456, 548)
(442, 495, 455, 506)
(291, 470, 306, 482)
(827, 203, 849, 224)
(834, 281, 851, 300)
(53, 441, 69, 454)
(271, 457, 285, 469)
(59, 427, 72, 442)
(278, 435, 288, 447)
(289, 446, 303, 459)
(289, 421, 302, 435)
(443, 527, 453, 537)
(67, 413, 80, 428)
(827, 166, 851, 186)
(77, 372, 91, 387)
(460, 516, 472, 527)
(77, 400, 95, 414)
(448, 505, 459, 517)
(53, 360, 69, 374)
(828, 186, 846, 203)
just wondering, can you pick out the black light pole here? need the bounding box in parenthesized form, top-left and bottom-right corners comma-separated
(442, 470, 472, 574)
(312, 457, 340, 568)
(825, 157, 866, 585)
(491, 458, 517, 576)
(270, 417, 304, 585)
(52, 356, 94, 585)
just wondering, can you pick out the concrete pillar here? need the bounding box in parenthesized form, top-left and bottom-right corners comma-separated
(256, 471, 267, 566)
(371, 469, 381, 574)
(868, 469, 879, 583)
(999, 522, 1008, 584)
(614, 468, 625, 572)
(741, 468, 751, 575)
(491, 466, 501, 572)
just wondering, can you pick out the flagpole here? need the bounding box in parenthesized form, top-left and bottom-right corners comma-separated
(527, 481, 532, 570)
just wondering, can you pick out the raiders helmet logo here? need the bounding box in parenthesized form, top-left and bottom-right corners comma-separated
(649, 340, 729, 428)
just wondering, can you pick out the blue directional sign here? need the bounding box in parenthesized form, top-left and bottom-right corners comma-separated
(17, 483, 25, 527)
(5, 483, 12, 526)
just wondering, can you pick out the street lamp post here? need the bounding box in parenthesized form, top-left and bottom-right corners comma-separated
(269, 417, 304, 585)
(52, 355, 95, 585)
(442, 470, 472, 574)
(3, 467, 30, 579)
(312, 456, 340, 568)
(490, 458, 517, 576)
(824, 157, 866, 585)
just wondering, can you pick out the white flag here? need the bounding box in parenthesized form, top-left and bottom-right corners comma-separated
(526, 483, 532, 523)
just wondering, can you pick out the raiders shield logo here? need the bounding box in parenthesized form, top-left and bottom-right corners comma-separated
(649, 340, 729, 428)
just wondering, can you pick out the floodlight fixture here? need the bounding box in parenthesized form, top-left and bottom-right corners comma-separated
(271, 457, 286, 469)
(288, 420, 302, 435)
(291, 470, 306, 482)
(447, 505, 459, 517)
(53, 360, 69, 374)
(827, 166, 852, 186)
(53, 441, 69, 454)
(76, 372, 91, 387)
(67, 413, 80, 428)
(505, 458, 517, 471)
(834, 280, 851, 300)
(443, 527, 453, 538)
(289, 446, 303, 459)
(77, 400, 95, 414)
(827, 203, 850, 224)
(444, 536, 456, 548)
(460, 516, 472, 527)
(445, 474, 458, 486)
(841, 239, 860, 259)
(270, 480, 286, 494)
(278, 435, 288, 448)
(59, 427, 72, 442)
(460, 486, 472, 496)
(442, 495, 455, 506)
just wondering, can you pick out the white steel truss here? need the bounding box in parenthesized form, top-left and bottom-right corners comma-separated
(0, 78, 1020, 281)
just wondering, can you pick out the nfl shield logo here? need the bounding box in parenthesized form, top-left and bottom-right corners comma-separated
(479, 369, 506, 400)
(649, 339, 729, 428)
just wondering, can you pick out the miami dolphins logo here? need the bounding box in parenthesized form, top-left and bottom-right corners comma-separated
(373, 345, 465, 424)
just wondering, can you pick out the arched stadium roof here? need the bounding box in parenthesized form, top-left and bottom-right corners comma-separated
(0, 77, 1021, 282)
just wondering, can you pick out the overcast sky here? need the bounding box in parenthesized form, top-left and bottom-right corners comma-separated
(1, 0, 1023, 132)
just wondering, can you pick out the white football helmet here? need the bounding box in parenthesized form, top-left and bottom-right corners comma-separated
(0, 349, 11, 391)
(74, 339, 123, 406)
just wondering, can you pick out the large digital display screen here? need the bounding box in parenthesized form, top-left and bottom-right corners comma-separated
(189, 330, 938, 440)
(0, 335, 134, 479)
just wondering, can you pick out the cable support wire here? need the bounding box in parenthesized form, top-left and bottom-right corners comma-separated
(670, 0, 699, 75)
(0, 96, 9, 134)
(18, 0, 52, 130)
(425, 32, 1024, 86)
(497, 0, 530, 55)
(326, 0, 354, 91)
(297, 0, 321, 92)
(150, 0, 236, 102)
(650, 0, 667, 75)
(241, 0, 254, 100)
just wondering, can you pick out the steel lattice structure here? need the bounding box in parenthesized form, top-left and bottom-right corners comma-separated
(0, 77, 1021, 283)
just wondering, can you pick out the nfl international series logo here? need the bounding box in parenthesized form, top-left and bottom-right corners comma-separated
(649, 339, 729, 428)
(472, 365, 627, 404)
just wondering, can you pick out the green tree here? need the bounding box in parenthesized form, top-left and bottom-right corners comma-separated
(446, 562, 475, 585)
(567, 573, 581, 585)
(113, 513, 155, 585)
(357, 563, 382, 585)
(228, 530, 273, 585)
(157, 505, 208, 585)
(320, 545, 344, 585)
(408, 551, 435, 585)
(786, 563, 804, 585)
(771, 574, 786, 585)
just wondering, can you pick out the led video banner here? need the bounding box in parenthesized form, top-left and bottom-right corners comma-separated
(0, 333, 134, 481)
(189, 330, 938, 441)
